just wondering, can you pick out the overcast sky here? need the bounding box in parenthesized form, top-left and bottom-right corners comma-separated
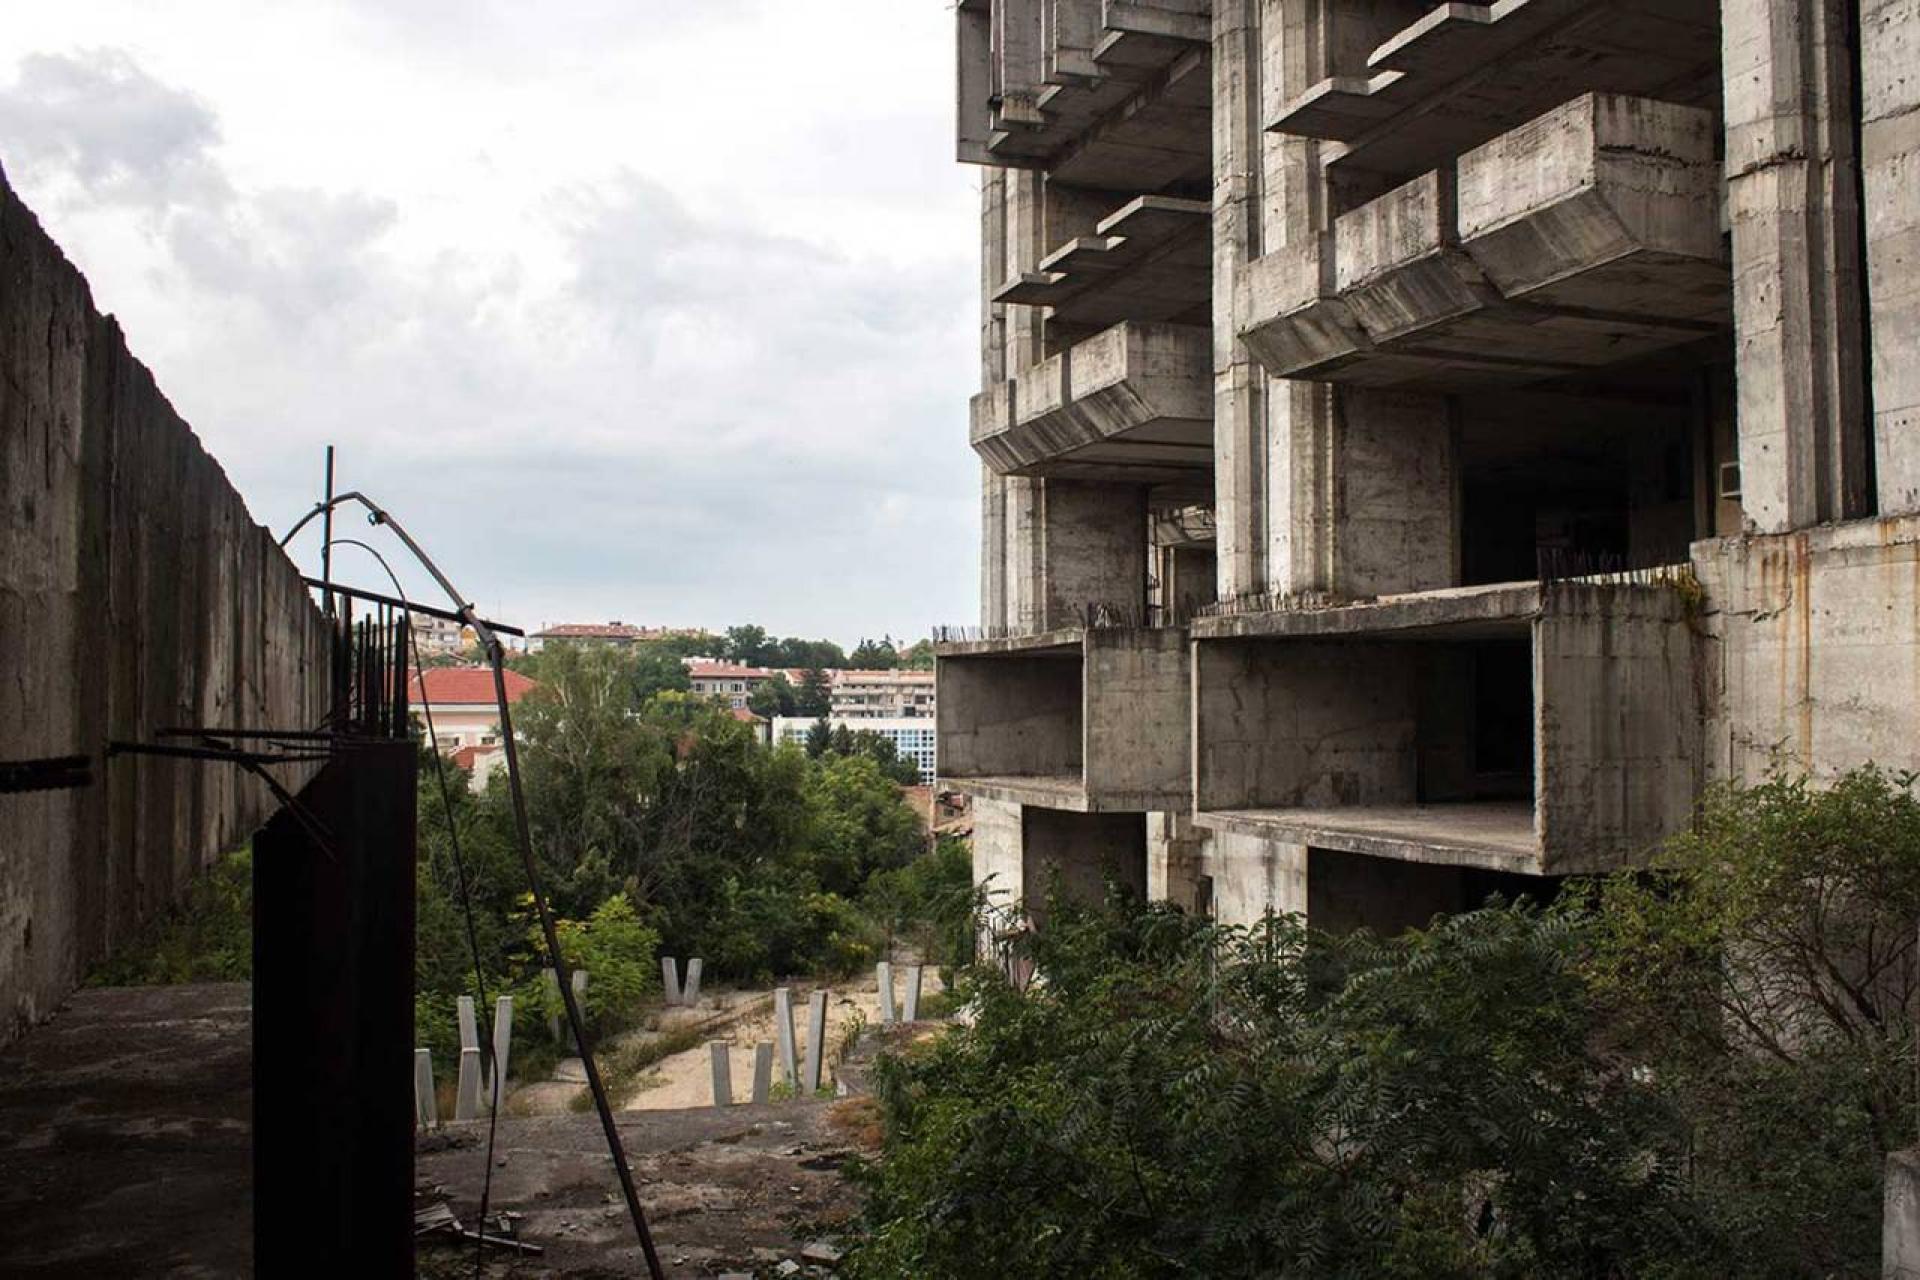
(0, 2, 981, 646)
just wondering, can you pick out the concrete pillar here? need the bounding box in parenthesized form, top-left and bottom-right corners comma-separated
(1862, 0, 1920, 513)
(456, 995, 479, 1055)
(487, 996, 512, 1110)
(544, 968, 562, 1041)
(1723, 0, 1873, 531)
(570, 968, 588, 1022)
(1036, 481, 1150, 627)
(1886, 1147, 1920, 1276)
(802, 990, 828, 1094)
(682, 958, 703, 1006)
(774, 987, 799, 1086)
(982, 465, 1010, 630)
(1147, 812, 1209, 912)
(660, 956, 682, 1006)
(751, 1042, 774, 1104)
(709, 1041, 732, 1108)
(454, 1047, 481, 1122)
(877, 961, 897, 1025)
(1330, 389, 1458, 596)
(413, 1049, 437, 1129)
(903, 966, 924, 1022)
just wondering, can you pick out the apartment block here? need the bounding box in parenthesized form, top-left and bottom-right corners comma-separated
(940, 0, 1920, 936)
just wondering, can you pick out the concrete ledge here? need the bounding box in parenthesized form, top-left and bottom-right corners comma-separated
(1193, 803, 1541, 876)
(1192, 581, 1545, 641)
(972, 322, 1211, 481)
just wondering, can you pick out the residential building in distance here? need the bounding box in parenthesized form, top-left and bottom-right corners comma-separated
(772, 716, 939, 784)
(528, 621, 690, 652)
(829, 668, 935, 719)
(409, 612, 470, 656)
(942, 1, 1920, 944)
(408, 667, 538, 752)
(687, 663, 796, 710)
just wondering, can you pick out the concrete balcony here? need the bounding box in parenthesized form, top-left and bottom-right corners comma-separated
(971, 321, 1211, 482)
(1268, 0, 1720, 182)
(1241, 94, 1727, 391)
(937, 627, 1191, 812)
(959, 0, 1211, 188)
(994, 195, 1210, 326)
(1190, 579, 1700, 875)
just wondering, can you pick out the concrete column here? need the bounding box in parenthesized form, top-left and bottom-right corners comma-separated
(1007, 476, 1046, 629)
(1033, 481, 1149, 628)
(413, 1049, 437, 1129)
(1862, 0, 1920, 512)
(682, 958, 703, 1006)
(1885, 1147, 1920, 1275)
(982, 465, 1010, 629)
(570, 968, 588, 1022)
(877, 961, 897, 1025)
(454, 1047, 481, 1122)
(544, 968, 562, 1041)
(1723, 0, 1873, 531)
(802, 990, 828, 1094)
(903, 966, 924, 1022)
(660, 956, 682, 1006)
(1147, 812, 1209, 911)
(751, 1042, 774, 1104)
(773, 986, 799, 1086)
(709, 1041, 733, 1108)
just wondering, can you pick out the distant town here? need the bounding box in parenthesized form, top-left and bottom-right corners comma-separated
(408, 617, 939, 785)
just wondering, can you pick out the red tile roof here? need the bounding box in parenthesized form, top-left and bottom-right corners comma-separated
(730, 707, 765, 723)
(687, 664, 782, 680)
(408, 666, 538, 706)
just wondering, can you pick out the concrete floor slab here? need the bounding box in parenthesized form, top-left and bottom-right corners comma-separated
(1194, 802, 1540, 875)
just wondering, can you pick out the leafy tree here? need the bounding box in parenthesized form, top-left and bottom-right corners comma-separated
(724, 624, 773, 666)
(848, 636, 900, 669)
(848, 897, 1696, 1279)
(747, 672, 799, 719)
(772, 637, 849, 670)
(805, 717, 832, 758)
(899, 638, 935, 671)
(796, 667, 833, 717)
(802, 753, 924, 897)
(627, 643, 692, 704)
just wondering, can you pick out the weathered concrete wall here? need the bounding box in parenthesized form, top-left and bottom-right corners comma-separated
(1082, 627, 1191, 809)
(971, 797, 1026, 915)
(1193, 637, 1417, 812)
(0, 168, 328, 1043)
(1020, 807, 1146, 926)
(1198, 829, 1306, 926)
(1862, 0, 1920, 514)
(1535, 584, 1703, 872)
(1693, 515, 1920, 783)
(936, 647, 1083, 778)
(1146, 810, 1208, 911)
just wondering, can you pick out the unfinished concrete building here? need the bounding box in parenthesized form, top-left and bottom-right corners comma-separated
(940, 0, 1920, 936)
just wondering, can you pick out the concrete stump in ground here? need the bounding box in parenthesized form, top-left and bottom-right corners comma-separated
(456, 995, 479, 1053)
(683, 958, 704, 1006)
(454, 1047, 482, 1122)
(661, 957, 683, 1006)
(752, 1042, 773, 1104)
(903, 965, 923, 1021)
(544, 969, 562, 1041)
(773, 987, 798, 1086)
(877, 962, 896, 1025)
(803, 991, 828, 1094)
(414, 1049, 437, 1128)
(709, 1041, 733, 1108)
(486, 996, 512, 1109)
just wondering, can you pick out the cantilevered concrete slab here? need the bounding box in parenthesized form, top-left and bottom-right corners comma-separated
(994, 195, 1210, 326)
(1241, 95, 1727, 390)
(958, 0, 1210, 188)
(1269, 0, 1721, 181)
(938, 626, 1191, 812)
(1191, 579, 1701, 874)
(972, 321, 1211, 481)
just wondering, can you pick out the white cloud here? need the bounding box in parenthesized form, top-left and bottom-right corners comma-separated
(0, 7, 982, 643)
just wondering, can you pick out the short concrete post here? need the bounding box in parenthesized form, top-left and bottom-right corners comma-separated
(877, 961, 896, 1025)
(903, 965, 923, 1022)
(683, 958, 704, 1006)
(570, 968, 588, 1019)
(544, 968, 562, 1041)
(414, 1049, 437, 1128)
(773, 987, 798, 1086)
(454, 1047, 482, 1122)
(802, 990, 828, 1094)
(487, 996, 513, 1109)
(457, 995, 479, 1052)
(661, 956, 683, 1006)
(709, 1041, 733, 1108)
(751, 1041, 773, 1104)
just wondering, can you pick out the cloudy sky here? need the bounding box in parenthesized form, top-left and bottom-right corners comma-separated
(0, 2, 981, 646)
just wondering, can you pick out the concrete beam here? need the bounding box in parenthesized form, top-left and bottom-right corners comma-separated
(1862, 0, 1920, 514)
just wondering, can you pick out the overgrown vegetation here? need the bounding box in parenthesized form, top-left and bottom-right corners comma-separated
(86, 846, 254, 986)
(847, 766, 1920, 1279)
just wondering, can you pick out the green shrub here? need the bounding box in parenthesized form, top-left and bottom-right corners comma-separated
(86, 846, 253, 986)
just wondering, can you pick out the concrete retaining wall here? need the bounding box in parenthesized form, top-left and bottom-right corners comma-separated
(0, 166, 329, 1043)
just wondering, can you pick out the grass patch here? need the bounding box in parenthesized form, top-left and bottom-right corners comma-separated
(86, 847, 252, 986)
